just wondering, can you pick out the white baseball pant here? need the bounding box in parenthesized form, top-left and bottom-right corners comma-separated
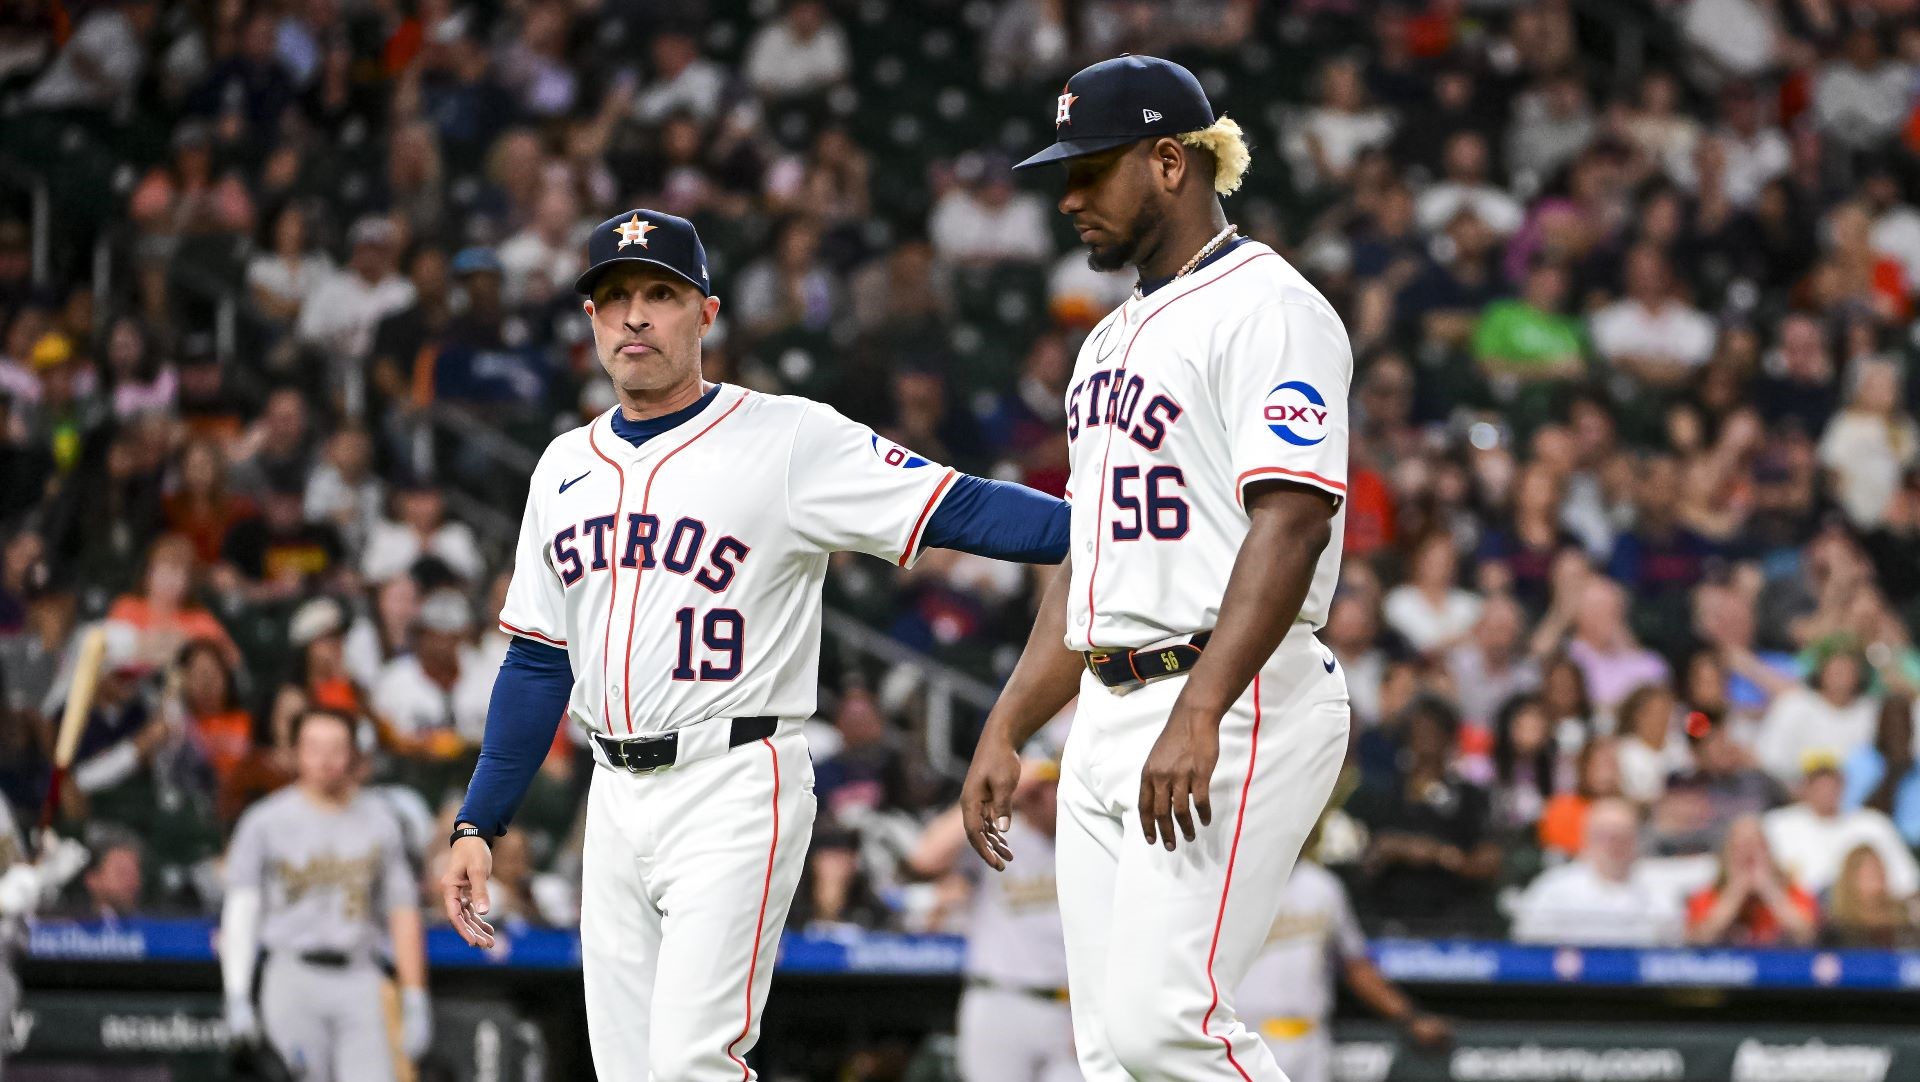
(1262, 1029, 1332, 1082)
(955, 985, 1081, 1082)
(1056, 625, 1348, 1082)
(580, 723, 815, 1081)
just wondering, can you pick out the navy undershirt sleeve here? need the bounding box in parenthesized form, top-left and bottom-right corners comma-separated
(456, 637, 574, 836)
(920, 474, 1070, 564)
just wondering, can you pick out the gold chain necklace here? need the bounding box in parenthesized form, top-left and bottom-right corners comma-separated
(1133, 223, 1239, 299)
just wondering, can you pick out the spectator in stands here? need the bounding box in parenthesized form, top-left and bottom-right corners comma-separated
(1818, 358, 1919, 530)
(295, 216, 417, 372)
(1845, 694, 1920, 847)
(228, 387, 312, 499)
(1753, 643, 1879, 785)
(1653, 710, 1784, 854)
(1815, 26, 1911, 154)
(1564, 577, 1669, 720)
(633, 28, 729, 125)
(1415, 131, 1524, 237)
(360, 478, 485, 586)
(105, 535, 236, 671)
(733, 217, 845, 341)
(1512, 797, 1684, 945)
(1446, 595, 1543, 729)
(1614, 682, 1687, 806)
(215, 473, 346, 604)
(1763, 756, 1919, 898)
(344, 574, 419, 690)
(174, 637, 250, 791)
(1505, 68, 1596, 186)
(163, 438, 253, 569)
(370, 587, 491, 748)
(1823, 844, 1920, 948)
(1539, 737, 1623, 858)
(21, 0, 155, 113)
(499, 184, 584, 307)
(251, 204, 334, 329)
(101, 318, 174, 421)
(743, 0, 850, 100)
(928, 152, 1054, 267)
(303, 428, 383, 561)
(1382, 531, 1482, 656)
(1292, 55, 1395, 190)
(1471, 259, 1586, 393)
(1487, 694, 1562, 835)
(75, 830, 144, 922)
(1590, 245, 1717, 392)
(1684, 815, 1817, 946)
(1350, 697, 1500, 932)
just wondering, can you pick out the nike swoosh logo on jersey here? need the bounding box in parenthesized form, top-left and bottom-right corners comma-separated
(1322, 655, 1337, 673)
(559, 471, 591, 493)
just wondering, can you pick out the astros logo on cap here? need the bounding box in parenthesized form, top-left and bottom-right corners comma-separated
(614, 214, 657, 250)
(1056, 87, 1077, 127)
(1263, 381, 1331, 446)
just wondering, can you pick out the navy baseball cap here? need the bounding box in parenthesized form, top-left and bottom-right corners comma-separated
(1013, 55, 1216, 171)
(575, 209, 712, 297)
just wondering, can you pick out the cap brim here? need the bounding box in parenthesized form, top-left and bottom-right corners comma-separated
(1012, 134, 1143, 170)
(574, 257, 710, 297)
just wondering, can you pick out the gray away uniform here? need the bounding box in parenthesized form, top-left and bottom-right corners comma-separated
(224, 788, 416, 1082)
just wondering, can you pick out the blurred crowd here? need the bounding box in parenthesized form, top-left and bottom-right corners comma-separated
(2, 0, 1920, 963)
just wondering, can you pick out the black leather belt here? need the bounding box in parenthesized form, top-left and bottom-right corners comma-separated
(1084, 632, 1211, 690)
(967, 975, 1070, 1002)
(591, 716, 777, 775)
(297, 950, 351, 968)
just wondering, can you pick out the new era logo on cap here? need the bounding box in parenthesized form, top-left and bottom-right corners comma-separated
(1143, 108, 1162, 123)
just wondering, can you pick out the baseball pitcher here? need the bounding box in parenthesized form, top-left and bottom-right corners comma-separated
(959, 55, 1354, 1082)
(440, 209, 1069, 1080)
(221, 709, 430, 1082)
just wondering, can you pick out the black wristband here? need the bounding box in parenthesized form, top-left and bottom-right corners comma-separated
(449, 824, 491, 848)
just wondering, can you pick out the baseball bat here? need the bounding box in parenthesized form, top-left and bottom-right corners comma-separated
(40, 624, 109, 831)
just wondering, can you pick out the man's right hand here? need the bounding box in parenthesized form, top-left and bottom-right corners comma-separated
(225, 997, 259, 1042)
(959, 736, 1022, 871)
(441, 829, 495, 948)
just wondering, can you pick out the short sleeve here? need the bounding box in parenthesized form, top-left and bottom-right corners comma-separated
(1213, 299, 1351, 510)
(785, 405, 957, 566)
(497, 469, 569, 649)
(224, 808, 266, 892)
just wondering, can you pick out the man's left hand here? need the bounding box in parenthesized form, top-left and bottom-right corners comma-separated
(1138, 708, 1219, 850)
(1405, 1013, 1452, 1049)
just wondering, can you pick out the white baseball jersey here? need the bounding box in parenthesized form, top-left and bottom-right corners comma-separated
(496, 386, 956, 736)
(1235, 861, 1368, 1028)
(960, 822, 1067, 989)
(1061, 240, 1351, 651)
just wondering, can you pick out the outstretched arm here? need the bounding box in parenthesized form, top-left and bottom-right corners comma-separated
(919, 474, 1070, 564)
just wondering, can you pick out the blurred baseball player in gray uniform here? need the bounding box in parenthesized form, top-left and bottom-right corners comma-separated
(0, 801, 88, 1080)
(221, 709, 431, 1082)
(1235, 857, 1450, 1082)
(909, 759, 1075, 1082)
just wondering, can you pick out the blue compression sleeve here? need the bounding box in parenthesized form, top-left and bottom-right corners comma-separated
(456, 637, 574, 836)
(920, 473, 1070, 564)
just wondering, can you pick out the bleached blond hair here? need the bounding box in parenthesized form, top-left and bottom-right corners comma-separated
(1178, 115, 1251, 196)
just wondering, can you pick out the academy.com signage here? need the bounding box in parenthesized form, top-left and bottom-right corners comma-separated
(1730, 1039, 1892, 1082)
(1448, 1044, 1684, 1082)
(1332, 1024, 1920, 1082)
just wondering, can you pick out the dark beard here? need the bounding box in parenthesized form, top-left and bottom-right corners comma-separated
(1085, 201, 1162, 272)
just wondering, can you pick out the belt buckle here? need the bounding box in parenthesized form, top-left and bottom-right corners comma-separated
(606, 732, 674, 775)
(1085, 652, 1108, 677)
